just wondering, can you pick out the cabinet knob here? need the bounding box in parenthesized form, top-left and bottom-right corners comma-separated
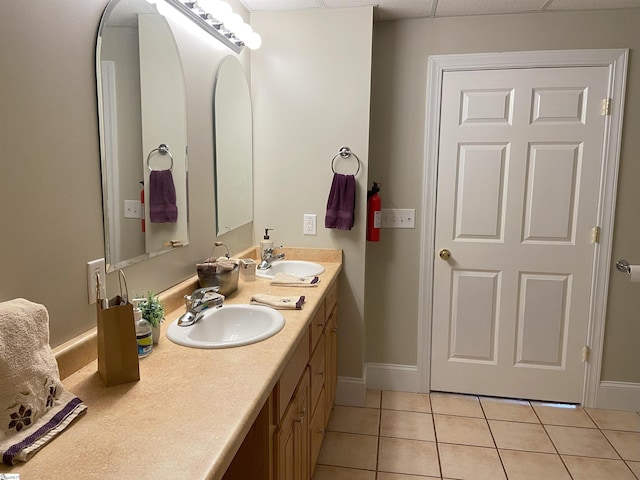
(317, 371, 325, 377)
(295, 408, 306, 423)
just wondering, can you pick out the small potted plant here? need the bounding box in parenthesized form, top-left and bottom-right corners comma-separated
(138, 290, 165, 345)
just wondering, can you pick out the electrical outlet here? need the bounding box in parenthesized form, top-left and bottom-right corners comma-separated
(87, 258, 106, 304)
(380, 208, 416, 229)
(303, 214, 317, 235)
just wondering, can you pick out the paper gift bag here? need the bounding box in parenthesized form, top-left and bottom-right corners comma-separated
(96, 272, 139, 387)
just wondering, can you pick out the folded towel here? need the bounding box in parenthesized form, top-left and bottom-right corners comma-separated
(0, 299, 87, 465)
(325, 173, 356, 230)
(197, 256, 238, 274)
(149, 169, 178, 223)
(251, 294, 305, 310)
(271, 273, 320, 287)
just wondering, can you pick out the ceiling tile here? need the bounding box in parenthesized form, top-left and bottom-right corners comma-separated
(435, 0, 547, 17)
(372, 0, 437, 20)
(327, 0, 436, 21)
(239, 0, 640, 19)
(546, 0, 640, 10)
(240, 0, 324, 12)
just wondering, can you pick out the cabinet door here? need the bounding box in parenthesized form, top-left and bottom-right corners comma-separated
(325, 304, 338, 423)
(275, 368, 310, 480)
(310, 387, 326, 476)
(309, 333, 326, 414)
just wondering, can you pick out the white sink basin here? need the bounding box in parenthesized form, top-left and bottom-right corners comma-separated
(166, 304, 285, 349)
(256, 260, 325, 279)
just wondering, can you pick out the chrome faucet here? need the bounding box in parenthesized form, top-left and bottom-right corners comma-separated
(177, 287, 225, 327)
(257, 247, 285, 270)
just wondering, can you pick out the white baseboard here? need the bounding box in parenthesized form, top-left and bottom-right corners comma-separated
(365, 362, 420, 393)
(335, 376, 367, 407)
(596, 381, 640, 412)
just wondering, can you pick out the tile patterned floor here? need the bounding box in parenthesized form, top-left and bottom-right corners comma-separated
(313, 390, 640, 480)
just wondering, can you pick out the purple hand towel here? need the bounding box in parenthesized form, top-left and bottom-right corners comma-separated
(149, 169, 178, 223)
(325, 173, 356, 230)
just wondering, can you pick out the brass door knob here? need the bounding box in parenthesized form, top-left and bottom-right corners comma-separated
(439, 249, 451, 260)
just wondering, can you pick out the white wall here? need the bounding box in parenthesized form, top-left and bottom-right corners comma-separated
(251, 7, 374, 380)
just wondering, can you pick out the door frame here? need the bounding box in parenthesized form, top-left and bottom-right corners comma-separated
(417, 49, 628, 407)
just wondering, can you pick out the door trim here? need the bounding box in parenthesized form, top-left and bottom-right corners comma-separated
(417, 49, 628, 407)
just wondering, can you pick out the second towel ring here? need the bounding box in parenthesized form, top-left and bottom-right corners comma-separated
(147, 144, 174, 171)
(331, 146, 361, 176)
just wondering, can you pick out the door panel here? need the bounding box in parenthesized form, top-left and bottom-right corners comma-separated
(516, 273, 570, 367)
(523, 143, 580, 242)
(431, 66, 609, 403)
(455, 144, 508, 240)
(450, 270, 500, 363)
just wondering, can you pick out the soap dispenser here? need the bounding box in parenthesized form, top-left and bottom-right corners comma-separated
(260, 228, 274, 256)
(132, 298, 153, 358)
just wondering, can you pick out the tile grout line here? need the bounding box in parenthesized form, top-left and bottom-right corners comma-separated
(478, 396, 510, 480)
(583, 407, 639, 479)
(530, 400, 577, 479)
(423, 393, 444, 480)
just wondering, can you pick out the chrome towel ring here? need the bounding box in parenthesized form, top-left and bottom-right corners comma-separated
(147, 144, 174, 171)
(331, 146, 361, 176)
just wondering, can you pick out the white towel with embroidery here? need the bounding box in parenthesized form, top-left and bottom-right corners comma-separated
(0, 299, 87, 465)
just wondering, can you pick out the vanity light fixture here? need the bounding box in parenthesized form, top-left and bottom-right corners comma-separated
(164, 0, 262, 53)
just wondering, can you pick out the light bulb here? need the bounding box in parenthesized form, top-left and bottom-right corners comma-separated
(225, 13, 243, 32)
(234, 23, 253, 42)
(196, 0, 216, 13)
(245, 31, 262, 50)
(210, 0, 232, 23)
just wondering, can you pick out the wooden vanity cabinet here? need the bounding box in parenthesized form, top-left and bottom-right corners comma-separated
(325, 287, 338, 423)
(225, 279, 339, 480)
(275, 368, 310, 480)
(275, 279, 339, 480)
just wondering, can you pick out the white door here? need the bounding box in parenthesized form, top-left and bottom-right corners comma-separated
(431, 66, 610, 403)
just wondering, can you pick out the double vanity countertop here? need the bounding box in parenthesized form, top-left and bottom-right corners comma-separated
(2, 247, 342, 479)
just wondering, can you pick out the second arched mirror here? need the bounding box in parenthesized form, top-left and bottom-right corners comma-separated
(213, 55, 253, 236)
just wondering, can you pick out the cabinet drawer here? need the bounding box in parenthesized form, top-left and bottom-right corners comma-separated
(276, 330, 310, 422)
(325, 281, 338, 315)
(309, 303, 326, 353)
(309, 333, 326, 413)
(310, 387, 326, 476)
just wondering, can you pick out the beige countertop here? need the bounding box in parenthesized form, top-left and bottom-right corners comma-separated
(1, 247, 342, 480)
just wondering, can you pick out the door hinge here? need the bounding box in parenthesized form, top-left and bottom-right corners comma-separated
(601, 98, 612, 116)
(591, 226, 600, 244)
(582, 346, 591, 362)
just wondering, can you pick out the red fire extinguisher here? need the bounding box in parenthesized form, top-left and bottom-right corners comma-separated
(367, 182, 381, 242)
(140, 181, 145, 233)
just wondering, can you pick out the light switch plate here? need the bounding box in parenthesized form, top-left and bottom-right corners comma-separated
(380, 208, 416, 229)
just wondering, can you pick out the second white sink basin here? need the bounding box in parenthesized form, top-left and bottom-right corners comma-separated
(166, 304, 285, 349)
(256, 260, 325, 279)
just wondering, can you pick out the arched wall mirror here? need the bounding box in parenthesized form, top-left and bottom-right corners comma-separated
(214, 55, 253, 235)
(97, 0, 189, 272)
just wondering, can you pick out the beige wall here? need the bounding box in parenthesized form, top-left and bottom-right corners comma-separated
(251, 7, 374, 379)
(367, 9, 640, 383)
(0, 0, 252, 347)
(2, 0, 636, 390)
